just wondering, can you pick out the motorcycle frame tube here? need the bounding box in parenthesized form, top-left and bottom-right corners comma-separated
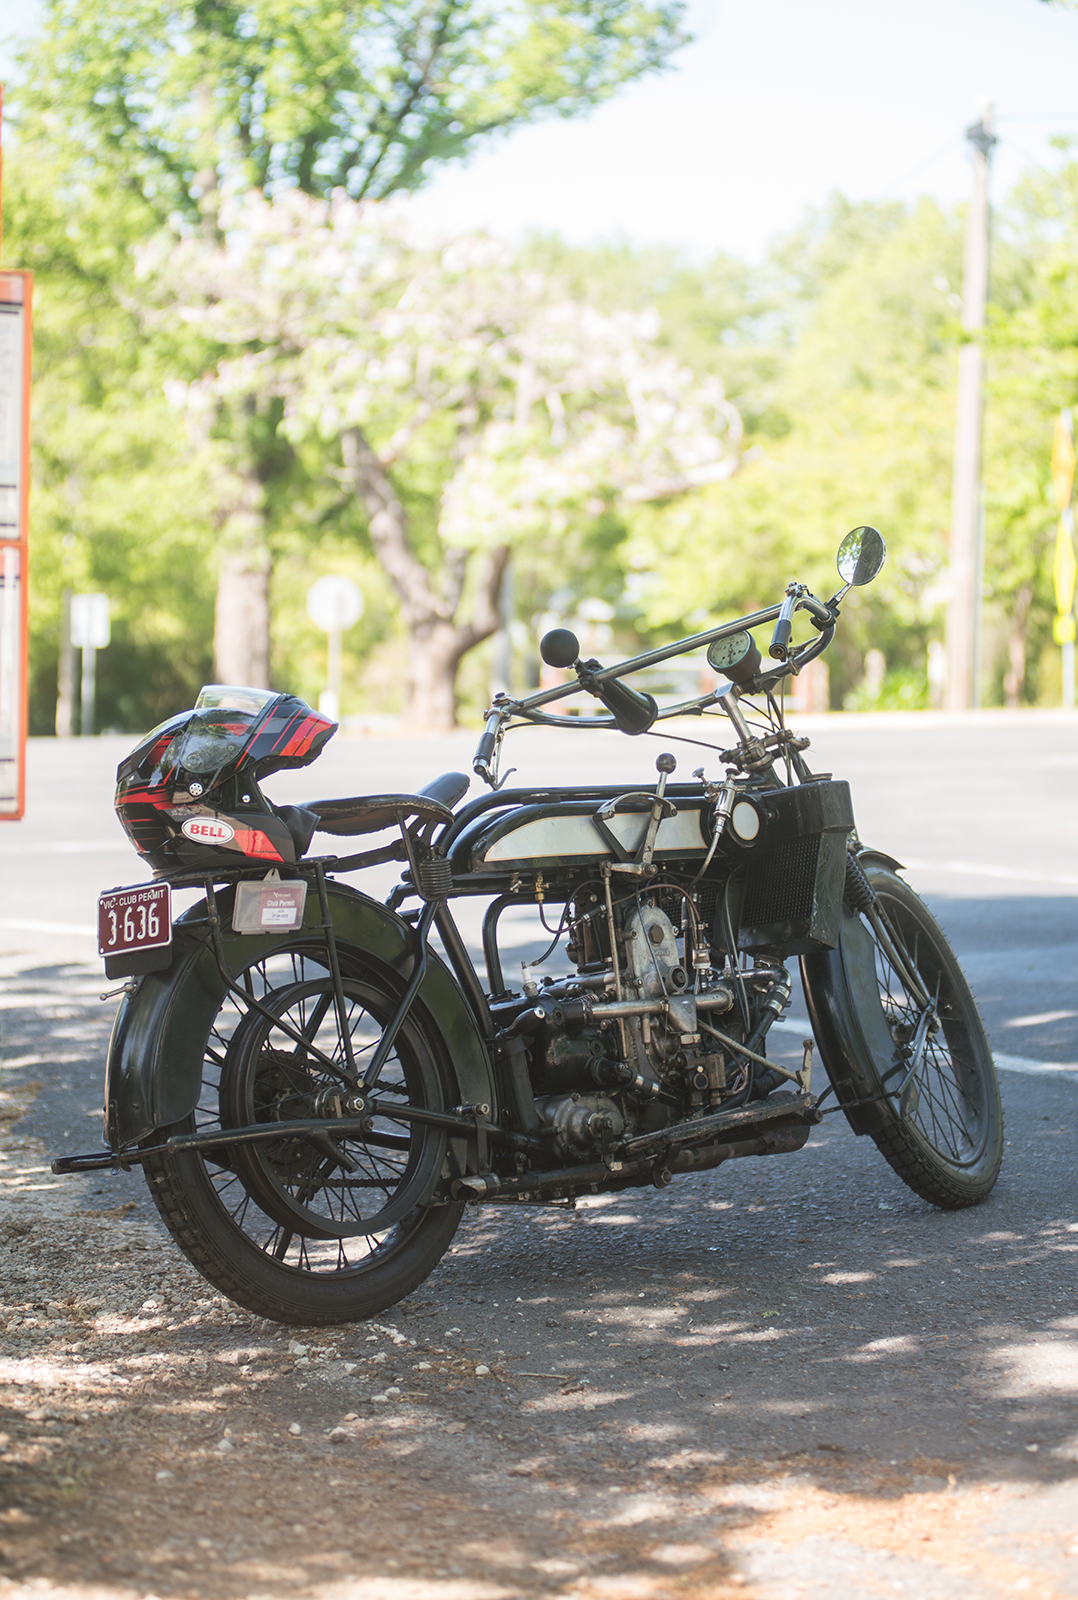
(104, 879, 496, 1155)
(453, 1123, 812, 1203)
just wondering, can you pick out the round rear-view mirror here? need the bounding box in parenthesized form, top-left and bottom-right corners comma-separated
(836, 526, 886, 587)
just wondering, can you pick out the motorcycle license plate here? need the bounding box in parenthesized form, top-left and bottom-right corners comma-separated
(98, 883, 171, 963)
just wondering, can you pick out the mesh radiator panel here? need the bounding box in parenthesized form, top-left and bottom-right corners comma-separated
(742, 835, 821, 928)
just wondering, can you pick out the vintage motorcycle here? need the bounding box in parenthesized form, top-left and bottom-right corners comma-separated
(54, 527, 1003, 1325)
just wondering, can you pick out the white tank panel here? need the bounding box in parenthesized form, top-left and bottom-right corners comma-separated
(480, 808, 706, 864)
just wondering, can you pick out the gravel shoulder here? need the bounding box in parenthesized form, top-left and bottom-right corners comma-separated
(2, 955, 1078, 1600)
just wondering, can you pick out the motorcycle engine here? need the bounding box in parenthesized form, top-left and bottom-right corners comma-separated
(496, 882, 775, 1164)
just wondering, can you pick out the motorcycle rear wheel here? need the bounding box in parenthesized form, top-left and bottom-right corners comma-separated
(140, 945, 464, 1324)
(801, 864, 1003, 1208)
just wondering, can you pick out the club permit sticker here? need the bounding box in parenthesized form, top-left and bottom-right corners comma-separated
(181, 816, 236, 845)
(261, 890, 302, 926)
(232, 876, 308, 935)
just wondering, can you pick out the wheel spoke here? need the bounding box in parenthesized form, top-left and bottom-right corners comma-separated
(861, 888, 994, 1174)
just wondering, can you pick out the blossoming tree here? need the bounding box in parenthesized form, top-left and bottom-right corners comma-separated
(151, 190, 741, 726)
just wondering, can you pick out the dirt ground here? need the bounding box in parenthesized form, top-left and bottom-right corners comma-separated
(2, 954, 1078, 1600)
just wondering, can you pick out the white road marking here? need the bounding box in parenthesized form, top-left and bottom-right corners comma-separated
(991, 1052, 1078, 1081)
(0, 840, 130, 857)
(0, 919, 97, 938)
(773, 1018, 1078, 1083)
(902, 857, 1078, 889)
(1003, 1010, 1078, 1028)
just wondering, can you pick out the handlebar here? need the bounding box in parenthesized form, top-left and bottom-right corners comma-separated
(473, 580, 842, 779)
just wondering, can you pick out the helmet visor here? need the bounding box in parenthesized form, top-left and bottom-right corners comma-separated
(164, 686, 281, 784)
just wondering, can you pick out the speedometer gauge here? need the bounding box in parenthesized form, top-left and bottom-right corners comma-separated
(706, 630, 761, 684)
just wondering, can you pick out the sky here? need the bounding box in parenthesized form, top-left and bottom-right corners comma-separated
(4, 0, 1078, 260)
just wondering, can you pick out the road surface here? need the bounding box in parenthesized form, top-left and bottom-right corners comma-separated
(0, 709, 1076, 1600)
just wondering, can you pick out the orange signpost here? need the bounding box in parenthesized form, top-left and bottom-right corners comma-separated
(0, 270, 31, 818)
(0, 75, 31, 819)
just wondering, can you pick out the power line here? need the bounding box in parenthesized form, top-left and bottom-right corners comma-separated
(997, 134, 1062, 173)
(881, 136, 961, 198)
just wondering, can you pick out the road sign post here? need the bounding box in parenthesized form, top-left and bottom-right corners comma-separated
(0, 269, 31, 818)
(70, 593, 110, 736)
(306, 577, 363, 722)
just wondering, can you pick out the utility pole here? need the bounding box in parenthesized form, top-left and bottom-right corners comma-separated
(55, 589, 75, 737)
(945, 106, 996, 711)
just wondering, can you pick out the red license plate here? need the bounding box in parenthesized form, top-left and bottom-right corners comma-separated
(98, 883, 171, 959)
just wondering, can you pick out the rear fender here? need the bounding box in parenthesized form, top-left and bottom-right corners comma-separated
(104, 883, 495, 1170)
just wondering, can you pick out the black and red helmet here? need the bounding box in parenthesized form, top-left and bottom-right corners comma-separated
(115, 685, 336, 876)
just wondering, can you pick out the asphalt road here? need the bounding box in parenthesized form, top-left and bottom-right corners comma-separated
(0, 709, 1076, 1600)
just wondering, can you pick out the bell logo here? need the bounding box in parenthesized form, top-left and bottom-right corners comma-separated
(181, 816, 236, 845)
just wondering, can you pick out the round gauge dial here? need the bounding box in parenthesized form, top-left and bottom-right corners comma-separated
(706, 630, 762, 684)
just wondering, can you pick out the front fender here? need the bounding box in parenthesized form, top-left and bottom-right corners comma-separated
(800, 854, 904, 1136)
(853, 846, 904, 873)
(104, 881, 494, 1150)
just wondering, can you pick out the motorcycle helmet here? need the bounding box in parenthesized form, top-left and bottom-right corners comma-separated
(115, 685, 337, 876)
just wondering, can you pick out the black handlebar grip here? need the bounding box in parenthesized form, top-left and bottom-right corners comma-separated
(769, 615, 793, 661)
(590, 676, 658, 736)
(473, 728, 499, 773)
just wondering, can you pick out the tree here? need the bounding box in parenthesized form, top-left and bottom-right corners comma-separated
(16, 0, 688, 218)
(147, 189, 741, 726)
(620, 197, 966, 703)
(13, 0, 688, 690)
(2, 147, 219, 734)
(982, 154, 1078, 704)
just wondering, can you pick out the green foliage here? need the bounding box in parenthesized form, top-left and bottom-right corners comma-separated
(4, 148, 219, 733)
(844, 667, 930, 713)
(13, 0, 688, 217)
(12, 0, 1078, 730)
(9, 0, 691, 730)
(620, 198, 963, 703)
(982, 158, 1078, 693)
(517, 234, 783, 430)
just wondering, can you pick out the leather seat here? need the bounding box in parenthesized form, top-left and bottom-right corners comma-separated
(307, 772, 470, 837)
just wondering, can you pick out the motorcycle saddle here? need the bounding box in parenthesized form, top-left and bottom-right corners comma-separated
(307, 772, 470, 836)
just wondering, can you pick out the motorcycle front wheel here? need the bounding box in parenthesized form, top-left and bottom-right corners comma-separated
(801, 863, 1003, 1208)
(140, 944, 464, 1324)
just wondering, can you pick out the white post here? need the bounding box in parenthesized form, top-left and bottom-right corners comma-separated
(306, 576, 363, 723)
(326, 626, 342, 723)
(56, 589, 75, 737)
(945, 108, 995, 711)
(80, 644, 96, 737)
(70, 593, 110, 737)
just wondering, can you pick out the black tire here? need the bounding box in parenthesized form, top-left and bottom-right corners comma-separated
(801, 864, 1003, 1209)
(140, 944, 464, 1324)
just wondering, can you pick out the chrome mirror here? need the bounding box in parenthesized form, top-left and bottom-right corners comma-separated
(836, 526, 886, 587)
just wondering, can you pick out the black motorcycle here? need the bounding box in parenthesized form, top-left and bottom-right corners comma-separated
(54, 527, 1003, 1325)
